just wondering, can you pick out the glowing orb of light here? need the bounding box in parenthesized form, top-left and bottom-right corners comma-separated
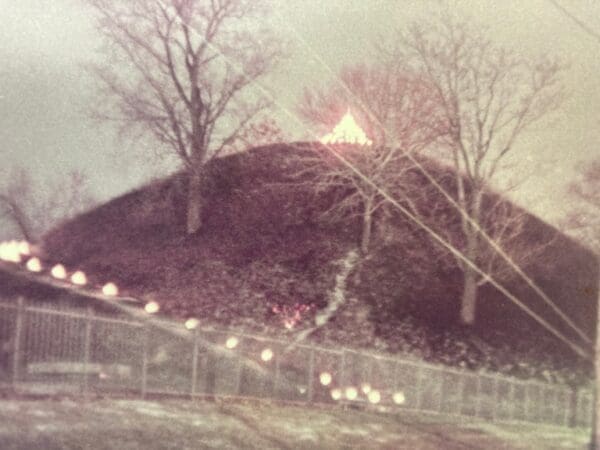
(393, 391, 406, 405)
(361, 383, 371, 394)
(319, 110, 373, 146)
(26, 257, 42, 272)
(298, 386, 307, 394)
(18, 241, 31, 256)
(144, 301, 160, 314)
(345, 386, 358, 401)
(0, 241, 22, 263)
(102, 282, 118, 296)
(319, 372, 332, 386)
(51, 264, 67, 279)
(260, 348, 274, 362)
(330, 388, 342, 400)
(70, 270, 87, 286)
(225, 336, 239, 349)
(185, 318, 199, 330)
(368, 390, 381, 404)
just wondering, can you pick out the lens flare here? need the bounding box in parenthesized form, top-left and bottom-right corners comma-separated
(368, 390, 381, 404)
(319, 372, 332, 386)
(102, 282, 118, 296)
(51, 264, 67, 279)
(345, 386, 358, 400)
(225, 337, 239, 349)
(393, 391, 406, 405)
(261, 348, 273, 362)
(26, 257, 42, 272)
(330, 388, 342, 400)
(71, 270, 87, 286)
(144, 301, 160, 314)
(185, 318, 199, 330)
(320, 111, 373, 146)
(18, 241, 31, 256)
(0, 241, 22, 263)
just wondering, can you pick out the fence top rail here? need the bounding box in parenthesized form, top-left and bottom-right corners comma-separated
(0, 300, 143, 327)
(0, 298, 581, 393)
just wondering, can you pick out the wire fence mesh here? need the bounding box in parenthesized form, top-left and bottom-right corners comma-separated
(0, 297, 592, 428)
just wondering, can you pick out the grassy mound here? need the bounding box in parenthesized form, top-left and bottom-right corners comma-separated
(40, 143, 598, 383)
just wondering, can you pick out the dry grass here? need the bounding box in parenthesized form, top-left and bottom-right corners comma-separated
(0, 397, 589, 449)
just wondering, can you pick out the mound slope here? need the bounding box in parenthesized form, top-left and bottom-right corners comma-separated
(40, 143, 598, 382)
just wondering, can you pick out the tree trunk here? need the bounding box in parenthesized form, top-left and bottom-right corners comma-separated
(459, 225, 480, 325)
(460, 267, 478, 325)
(186, 168, 204, 235)
(360, 207, 373, 255)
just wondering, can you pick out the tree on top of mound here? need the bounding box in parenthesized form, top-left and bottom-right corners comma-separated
(86, 0, 282, 235)
(393, 16, 565, 325)
(295, 63, 448, 254)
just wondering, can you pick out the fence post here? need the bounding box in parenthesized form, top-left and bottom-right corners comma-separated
(437, 370, 444, 413)
(12, 296, 25, 389)
(392, 360, 399, 400)
(562, 388, 569, 427)
(307, 347, 315, 403)
(474, 374, 483, 418)
(552, 388, 561, 425)
(234, 356, 243, 397)
(567, 386, 578, 427)
(555, 388, 562, 425)
(543, 386, 550, 424)
(339, 350, 346, 388)
(273, 354, 281, 397)
(140, 325, 149, 399)
(456, 373, 466, 416)
(508, 380, 516, 421)
(368, 357, 375, 389)
(415, 364, 424, 411)
(199, 353, 208, 396)
(82, 305, 93, 396)
(524, 382, 531, 422)
(190, 328, 199, 397)
(491, 376, 499, 421)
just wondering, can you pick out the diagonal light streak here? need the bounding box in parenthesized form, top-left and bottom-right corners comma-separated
(153, 0, 591, 360)
(270, 9, 593, 346)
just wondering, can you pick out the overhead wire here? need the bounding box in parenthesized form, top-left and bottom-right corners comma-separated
(269, 9, 593, 347)
(548, 0, 600, 44)
(153, 0, 591, 360)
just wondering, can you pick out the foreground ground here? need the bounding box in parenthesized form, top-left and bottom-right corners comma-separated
(0, 397, 589, 449)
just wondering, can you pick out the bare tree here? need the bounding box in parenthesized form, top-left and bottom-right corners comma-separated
(87, 0, 281, 234)
(295, 64, 447, 254)
(392, 16, 566, 325)
(0, 168, 95, 242)
(0, 168, 35, 242)
(563, 158, 600, 254)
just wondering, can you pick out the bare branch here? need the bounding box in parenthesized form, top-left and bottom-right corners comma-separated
(86, 0, 282, 234)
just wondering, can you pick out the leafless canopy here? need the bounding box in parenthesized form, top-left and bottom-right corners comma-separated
(88, 0, 280, 167)
(295, 63, 447, 253)
(388, 15, 566, 324)
(396, 16, 565, 184)
(87, 0, 282, 233)
(564, 159, 600, 253)
(0, 168, 95, 242)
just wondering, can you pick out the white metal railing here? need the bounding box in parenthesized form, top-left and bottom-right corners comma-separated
(0, 297, 592, 428)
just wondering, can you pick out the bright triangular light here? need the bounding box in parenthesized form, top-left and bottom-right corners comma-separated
(320, 111, 372, 146)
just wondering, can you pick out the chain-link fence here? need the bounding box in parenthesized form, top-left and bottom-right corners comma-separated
(0, 297, 592, 428)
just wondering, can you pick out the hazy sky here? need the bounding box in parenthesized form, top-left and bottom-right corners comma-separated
(1, 0, 599, 229)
